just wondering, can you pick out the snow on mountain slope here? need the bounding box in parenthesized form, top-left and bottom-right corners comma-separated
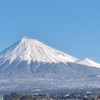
(0, 37, 78, 64)
(0, 37, 100, 92)
(76, 58, 100, 68)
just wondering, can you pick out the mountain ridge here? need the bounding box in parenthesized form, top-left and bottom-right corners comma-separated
(0, 37, 100, 68)
(0, 37, 78, 64)
(0, 37, 100, 92)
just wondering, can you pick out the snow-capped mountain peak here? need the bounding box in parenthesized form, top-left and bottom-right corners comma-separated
(0, 37, 78, 64)
(76, 58, 100, 68)
(0, 37, 100, 92)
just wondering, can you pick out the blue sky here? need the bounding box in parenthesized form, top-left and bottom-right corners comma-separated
(0, 0, 100, 62)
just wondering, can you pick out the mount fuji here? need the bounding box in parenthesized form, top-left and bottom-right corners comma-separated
(0, 37, 100, 92)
